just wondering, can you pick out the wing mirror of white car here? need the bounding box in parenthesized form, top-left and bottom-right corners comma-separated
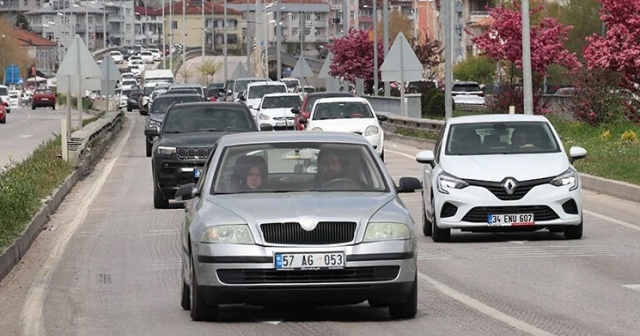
(569, 146, 587, 164)
(298, 117, 308, 124)
(251, 105, 259, 110)
(175, 183, 200, 201)
(397, 177, 422, 193)
(415, 150, 435, 165)
(291, 107, 300, 114)
(376, 113, 388, 122)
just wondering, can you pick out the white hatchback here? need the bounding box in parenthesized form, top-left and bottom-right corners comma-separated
(300, 97, 388, 160)
(254, 92, 301, 130)
(415, 114, 588, 242)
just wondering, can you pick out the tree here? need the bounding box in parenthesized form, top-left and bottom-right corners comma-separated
(178, 67, 192, 83)
(554, 0, 602, 59)
(377, 10, 414, 44)
(328, 29, 384, 94)
(15, 13, 30, 31)
(0, 19, 34, 82)
(453, 55, 496, 86)
(470, 1, 580, 114)
(413, 37, 443, 80)
(197, 59, 222, 86)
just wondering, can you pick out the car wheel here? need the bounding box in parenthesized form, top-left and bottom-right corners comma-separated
(153, 184, 169, 209)
(431, 198, 451, 243)
(422, 194, 432, 237)
(52, 105, 55, 110)
(0, 117, 5, 124)
(388, 275, 417, 319)
(563, 219, 583, 240)
(190, 259, 218, 321)
(145, 141, 152, 157)
(31, 105, 36, 110)
(181, 280, 191, 310)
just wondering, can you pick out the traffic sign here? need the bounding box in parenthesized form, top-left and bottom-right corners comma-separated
(55, 35, 102, 93)
(290, 56, 314, 78)
(318, 52, 334, 79)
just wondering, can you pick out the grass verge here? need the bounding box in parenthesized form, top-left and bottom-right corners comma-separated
(0, 137, 73, 250)
(392, 116, 640, 186)
(83, 111, 106, 127)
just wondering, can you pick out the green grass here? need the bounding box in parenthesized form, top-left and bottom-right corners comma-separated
(0, 137, 73, 250)
(392, 116, 640, 186)
(82, 111, 106, 127)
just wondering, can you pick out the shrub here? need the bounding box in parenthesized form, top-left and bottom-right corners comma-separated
(561, 68, 624, 125)
(421, 88, 441, 117)
(426, 92, 455, 119)
(55, 94, 94, 111)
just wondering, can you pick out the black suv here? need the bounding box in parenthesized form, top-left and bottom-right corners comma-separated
(144, 93, 204, 157)
(127, 86, 141, 112)
(145, 102, 260, 209)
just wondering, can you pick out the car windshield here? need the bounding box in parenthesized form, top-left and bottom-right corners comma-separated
(248, 85, 286, 99)
(144, 86, 156, 96)
(303, 87, 315, 93)
(303, 93, 352, 112)
(312, 101, 374, 120)
(35, 89, 53, 95)
(0, 88, 8, 95)
(445, 121, 561, 155)
(282, 79, 299, 89)
(234, 79, 262, 92)
(121, 89, 131, 96)
(261, 95, 302, 109)
(151, 96, 202, 114)
(212, 142, 388, 194)
(162, 106, 254, 133)
(452, 84, 482, 92)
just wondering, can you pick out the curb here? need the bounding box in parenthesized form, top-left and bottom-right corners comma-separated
(384, 131, 640, 204)
(0, 117, 124, 282)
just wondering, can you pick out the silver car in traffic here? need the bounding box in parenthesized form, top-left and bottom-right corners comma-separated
(177, 132, 423, 321)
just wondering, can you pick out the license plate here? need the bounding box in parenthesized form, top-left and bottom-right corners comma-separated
(275, 252, 345, 270)
(275, 121, 285, 127)
(488, 213, 535, 226)
(194, 167, 202, 178)
(41, 98, 49, 101)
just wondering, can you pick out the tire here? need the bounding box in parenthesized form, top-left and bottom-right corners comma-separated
(563, 220, 583, 240)
(153, 183, 169, 209)
(31, 105, 36, 110)
(190, 259, 218, 321)
(431, 198, 451, 242)
(388, 276, 418, 319)
(0, 117, 5, 124)
(181, 281, 191, 310)
(145, 140, 152, 157)
(422, 195, 432, 237)
(52, 105, 56, 110)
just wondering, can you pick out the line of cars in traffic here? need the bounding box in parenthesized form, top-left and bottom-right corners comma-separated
(140, 75, 589, 322)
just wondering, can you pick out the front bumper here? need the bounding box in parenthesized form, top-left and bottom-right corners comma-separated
(434, 181, 583, 229)
(363, 132, 384, 155)
(191, 240, 416, 305)
(153, 157, 207, 199)
(259, 118, 295, 131)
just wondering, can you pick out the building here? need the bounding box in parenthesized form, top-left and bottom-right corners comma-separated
(12, 26, 58, 76)
(161, 0, 243, 51)
(104, 0, 137, 47)
(327, 0, 359, 38)
(134, 5, 164, 45)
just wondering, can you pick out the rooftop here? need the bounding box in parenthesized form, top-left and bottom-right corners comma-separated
(13, 27, 57, 47)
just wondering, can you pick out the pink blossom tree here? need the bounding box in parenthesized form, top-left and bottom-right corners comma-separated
(470, 1, 580, 114)
(328, 29, 385, 94)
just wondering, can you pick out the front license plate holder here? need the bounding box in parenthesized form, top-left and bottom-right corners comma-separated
(275, 252, 345, 270)
(488, 213, 535, 226)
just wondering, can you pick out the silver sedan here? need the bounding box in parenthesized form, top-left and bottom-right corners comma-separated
(176, 131, 423, 321)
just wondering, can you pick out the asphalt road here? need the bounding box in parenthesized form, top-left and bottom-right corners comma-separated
(0, 114, 640, 335)
(0, 106, 90, 170)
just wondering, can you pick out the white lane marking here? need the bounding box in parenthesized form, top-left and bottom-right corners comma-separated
(418, 272, 557, 336)
(20, 134, 33, 138)
(584, 209, 640, 232)
(387, 148, 640, 234)
(21, 116, 136, 336)
(622, 284, 640, 292)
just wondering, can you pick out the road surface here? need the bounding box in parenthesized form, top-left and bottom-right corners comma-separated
(0, 115, 639, 335)
(175, 56, 247, 84)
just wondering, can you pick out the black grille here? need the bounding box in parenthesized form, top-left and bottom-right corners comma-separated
(261, 222, 357, 245)
(562, 200, 579, 214)
(462, 205, 559, 223)
(464, 177, 553, 201)
(217, 266, 399, 284)
(177, 147, 212, 160)
(441, 202, 458, 218)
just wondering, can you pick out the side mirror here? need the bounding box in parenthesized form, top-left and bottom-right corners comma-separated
(298, 117, 308, 124)
(175, 183, 199, 201)
(227, 89, 232, 95)
(376, 114, 388, 122)
(291, 107, 300, 114)
(260, 124, 274, 131)
(397, 177, 422, 193)
(415, 150, 435, 167)
(569, 146, 587, 164)
(144, 126, 160, 136)
(251, 105, 259, 110)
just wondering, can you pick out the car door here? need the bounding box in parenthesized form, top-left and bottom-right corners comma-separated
(424, 123, 447, 215)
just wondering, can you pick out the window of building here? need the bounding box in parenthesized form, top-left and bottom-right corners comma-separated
(89, 17, 93, 24)
(305, 28, 310, 36)
(291, 13, 297, 20)
(350, 11, 355, 19)
(172, 21, 177, 29)
(126, 24, 132, 33)
(241, 13, 246, 20)
(305, 13, 311, 21)
(242, 27, 246, 36)
(292, 28, 298, 36)
(46, 32, 54, 40)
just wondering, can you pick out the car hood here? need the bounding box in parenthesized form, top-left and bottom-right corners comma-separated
(246, 98, 262, 107)
(203, 192, 411, 228)
(158, 132, 229, 147)
(441, 152, 569, 181)
(149, 113, 165, 122)
(259, 107, 296, 118)
(308, 118, 378, 132)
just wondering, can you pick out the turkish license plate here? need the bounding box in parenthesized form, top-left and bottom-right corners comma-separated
(275, 252, 345, 270)
(193, 167, 202, 178)
(275, 121, 285, 127)
(488, 213, 534, 226)
(41, 98, 49, 101)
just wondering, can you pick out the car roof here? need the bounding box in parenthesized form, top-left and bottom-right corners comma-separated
(305, 92, 353, 98)
(248, 81, 285, 87)
(217, 131, 371, 148)
(169, 101, 246, 108)
(170, 84, 201, 88)
(235, 77, 268, 81)
(448, 114, 550, 125)
(314, 97, 369, 104)
(262, 92, 301, 98)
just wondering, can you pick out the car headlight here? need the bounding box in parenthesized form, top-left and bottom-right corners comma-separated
(149, 119, 161, 127)
(258, 113, 271, 120)
(436, 171, 468, 194)
(157, 146, 176, 155)
(365, 125, 379, 136)
(550, 168, 578, 191)
(310, 127, 323, 131)
(200, 225, 255, 244)
(364, 223, 412, 242)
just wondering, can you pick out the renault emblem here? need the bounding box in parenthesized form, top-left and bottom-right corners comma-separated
(503, 178, 518, 195)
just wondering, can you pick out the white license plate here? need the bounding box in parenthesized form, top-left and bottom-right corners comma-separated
(41, 98, 49, 101)
(275, 121, 285, 127)
(488, 213, 535, 226)
(275, 252, 345, 270)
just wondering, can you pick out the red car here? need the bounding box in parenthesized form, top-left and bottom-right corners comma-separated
(31, 88, 56, 110)
(291, 92, 354, 130)
(0, 98, 7, 124)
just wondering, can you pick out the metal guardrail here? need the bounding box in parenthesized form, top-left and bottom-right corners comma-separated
(379, 113, 444, 134)
(67, 111, 124, 167)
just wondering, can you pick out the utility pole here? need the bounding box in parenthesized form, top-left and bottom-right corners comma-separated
(161, 0, 165, 69)
(342, 0, 348, 36)
(383, 0, 390, 96)
(182, 0, 186, 77)
(373, 0, 378, 95)
(169, 0, 173, 72)
(522, 0, 533, 114)
(201, 0, 205, 64)
(444, 0, 453, 119)
(275, 0, 281, 81)
(224, 0, 228, 81)
(246, 0, 251, 74)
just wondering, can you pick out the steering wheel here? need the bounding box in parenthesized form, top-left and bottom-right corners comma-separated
(323, 178, 362, 189)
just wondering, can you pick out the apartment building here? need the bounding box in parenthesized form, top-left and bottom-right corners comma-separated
(134, 5, 163, 45)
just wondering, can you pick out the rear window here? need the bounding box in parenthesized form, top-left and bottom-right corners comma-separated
(151, 96, 203, 114)
(452, 84, 482, 92)
(302, 93, 352, 112)
(248, 85, 287, 99)
(163, 106, 255, 133)
(0, 88, 8, 96)
(36, 89, 54, 95)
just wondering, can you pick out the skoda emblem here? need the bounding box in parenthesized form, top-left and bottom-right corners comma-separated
(503, 178, 518, 195)
(298, 217, 318, 231)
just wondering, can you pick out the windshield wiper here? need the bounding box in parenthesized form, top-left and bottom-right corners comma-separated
(198, 128, 222, 132)
(163, 130, 185, 134)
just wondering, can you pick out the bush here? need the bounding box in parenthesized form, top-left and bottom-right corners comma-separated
(55, 94, 94, 111)
(426, 92, 455, 119)
(0, 137, 73, 249)
(421, 88, 441, 117)
(562, 68, 624, 125)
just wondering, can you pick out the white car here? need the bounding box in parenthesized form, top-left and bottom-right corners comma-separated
(253, 93, 302, 130)
(415, 114, 588, 243)
(8, 90, 20, 107)
(149, 48, 162, 61)
(300, 97, 387, 160)
(110, 50, 124, 64)
(0, 85, 11, 113)
(120, 79, 138, 89)
(242, 81, 287, 115)
(140, 50, 155, 64)
(121, 72, 135, 81)
(129, 65, 143, 77)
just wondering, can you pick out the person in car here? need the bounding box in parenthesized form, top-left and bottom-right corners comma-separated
(315, 149, 344, 186)
(510, 128, 534, 148)
(233, 156, 268, 191)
